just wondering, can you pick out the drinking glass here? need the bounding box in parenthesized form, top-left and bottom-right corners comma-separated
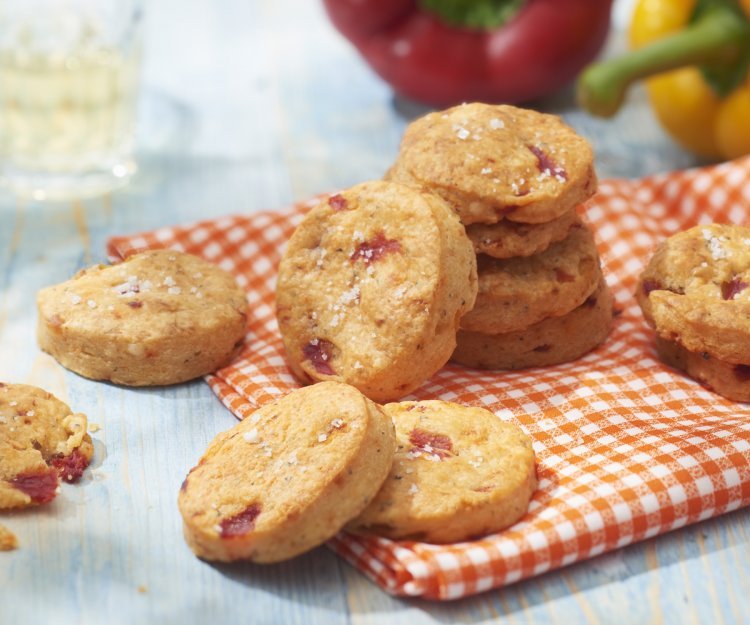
(0, 0, 143, 200)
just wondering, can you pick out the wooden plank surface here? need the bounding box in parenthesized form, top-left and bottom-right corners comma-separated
(1, 1, 749, 623)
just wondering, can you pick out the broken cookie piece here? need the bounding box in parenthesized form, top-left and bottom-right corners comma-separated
(0, 383, 93, 509)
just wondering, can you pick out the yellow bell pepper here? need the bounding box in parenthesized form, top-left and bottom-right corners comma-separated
(578, 0, 750, 160)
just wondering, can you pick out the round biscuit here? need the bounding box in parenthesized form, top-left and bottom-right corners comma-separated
(178, 381, 396, 562)
(461, 222, 601, 334)
(386, 103, 596, 225)
(452, 279, 613, 370)
(466, 209, 579, 259)
(655, 337, 750, 403)
(637, 224, 750, 364)
(37, 250, 248, 386)
(347, 400, 536, 544)
(276, 180, 477, 403)
(0, 383, 93, 509)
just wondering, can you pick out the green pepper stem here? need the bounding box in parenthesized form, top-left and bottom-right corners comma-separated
(578, 5, 750, 117)
(419, 0, 524, 30)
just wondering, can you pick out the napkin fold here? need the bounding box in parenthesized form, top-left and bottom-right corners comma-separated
(108, 157, 750, 600)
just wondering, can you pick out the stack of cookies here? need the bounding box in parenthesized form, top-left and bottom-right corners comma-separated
(386, 103, 614, 369)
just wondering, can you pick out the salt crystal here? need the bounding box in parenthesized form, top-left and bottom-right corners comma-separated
(70, 294, 82, 305)
(480, 168, 492, 175)
(408, 483, 419, 495)
(318, 433, 328, 443)
(243, 428, 259, 443)
(339, 285, 360, 305)
(164, 276, 176, 287)
(87, 300, 97, 309)
(168, 286, 182, 295)
(489, 118, 505, 129)
(452, 124, 470, 140)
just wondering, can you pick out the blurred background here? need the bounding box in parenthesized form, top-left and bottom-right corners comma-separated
(98, 0, 700, 221)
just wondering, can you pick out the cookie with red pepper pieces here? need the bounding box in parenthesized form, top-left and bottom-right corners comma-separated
(178, 381, 396, 562)
(276, 180, 477, 403)
(347, 400, 536, 544)
(461, 221, 601, 334)
(0, 383, 93, 510)
(37, 250, 248, 386)
(655, 337, 750, 402)
(466, 208, 580, 259)
(385, 103, 597, 225)
(637, 224, 750, 400)
(452, 278, 613, 370)
(637, 224, 750, 361)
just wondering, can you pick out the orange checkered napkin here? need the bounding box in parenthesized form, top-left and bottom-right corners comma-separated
(108, 156, 750, 600)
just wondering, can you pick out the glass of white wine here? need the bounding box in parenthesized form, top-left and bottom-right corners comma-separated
(0, 0, 142, 200)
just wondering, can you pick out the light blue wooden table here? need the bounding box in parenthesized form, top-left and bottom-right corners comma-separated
(1, 1, 748, 623)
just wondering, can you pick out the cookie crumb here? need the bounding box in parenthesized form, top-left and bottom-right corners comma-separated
(0, 524, 18, 551)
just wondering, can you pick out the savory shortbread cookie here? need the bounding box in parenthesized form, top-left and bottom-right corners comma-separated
(276, 180, 477, 403)
(461, 222, 601, 334)
(467, 209, 580, 259)
(37, 250, 248, 386)
(386, 103, 597, 225)
(178, 382, 396, 562)
(347, 400, 536, 544)
(637, 224, 750, 365)
(0, 383, 92, 509)
(452, 279, 613, 369)
(656, 337, 750, 403)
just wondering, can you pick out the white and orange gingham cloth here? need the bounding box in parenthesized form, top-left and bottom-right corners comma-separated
(108, 155, 750, 601)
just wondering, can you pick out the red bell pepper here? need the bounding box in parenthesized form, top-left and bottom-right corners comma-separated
(323, 0, 614, 106)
